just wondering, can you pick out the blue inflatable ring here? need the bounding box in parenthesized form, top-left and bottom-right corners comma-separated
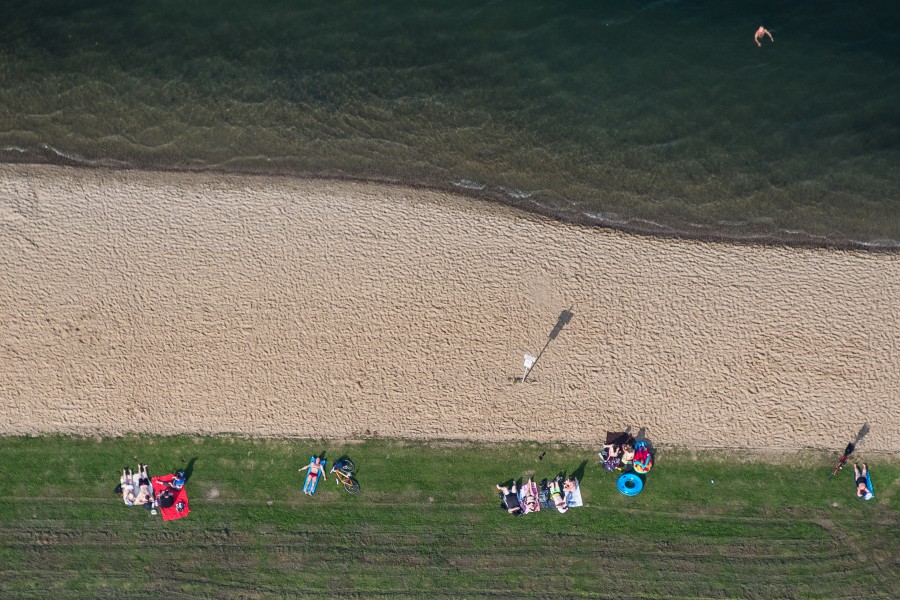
(617, 472, 643, 496)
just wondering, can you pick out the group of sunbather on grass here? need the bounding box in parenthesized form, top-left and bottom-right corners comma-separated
(497, 474, 581, 516)
(600, 432, 638, 471)
(116, 463, 185, 512)
(118, 464, 154, 508)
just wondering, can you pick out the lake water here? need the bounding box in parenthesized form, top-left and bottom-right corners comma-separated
(1, 0, 898, 246)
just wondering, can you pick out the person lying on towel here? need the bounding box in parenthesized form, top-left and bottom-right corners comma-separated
(117, 467, 137, 506)
(299, 457, 327, 496)
(117, 464, 153, 509)
(518, 477, 539, 514)
(854, 463, 874, 500)
(133, 464, 154, 508)
(496, 481, 523, 516)
(548, 477, 568, 513)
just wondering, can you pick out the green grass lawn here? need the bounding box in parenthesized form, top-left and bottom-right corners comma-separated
(0, 436, 897, 599)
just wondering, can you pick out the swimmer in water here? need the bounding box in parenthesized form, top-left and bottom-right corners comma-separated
(755, 26, 774, 47)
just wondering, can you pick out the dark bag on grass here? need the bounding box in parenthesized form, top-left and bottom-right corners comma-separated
(538, 479, 552, 508)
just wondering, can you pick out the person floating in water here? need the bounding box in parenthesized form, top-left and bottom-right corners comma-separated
(755, 26, 774, 47)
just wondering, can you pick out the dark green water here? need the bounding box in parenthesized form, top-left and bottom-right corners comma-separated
(1, 1, 898, 246)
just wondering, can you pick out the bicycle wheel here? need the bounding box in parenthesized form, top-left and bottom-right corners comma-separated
(343, 478, 361, 495)
(337, 458, 356, 474)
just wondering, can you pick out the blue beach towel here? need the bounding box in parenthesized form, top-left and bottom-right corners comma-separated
(302, 456, 326, 495)
(862, 471, 875, 501)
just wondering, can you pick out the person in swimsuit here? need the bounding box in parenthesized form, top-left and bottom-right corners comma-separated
(620, 443, 636, 465)
(520, 477, 538, 513)
(134, 464, 154, 507)
(496, 482, 523, 515)
(853, 463, 870, 498)
(602, 443, 622, 459)
(601, 444, 623, 471)
(548, 478, 568, 513)
(755, 26, 774, 47)
(119, 467, 137, 506)
(299, 457, 327, 495)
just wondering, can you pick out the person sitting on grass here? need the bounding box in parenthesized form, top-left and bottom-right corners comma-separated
(601, 432, 635, 469)
(602, 442, 619, 457)
(170, 469, 186, 490)
(299, 457, 327, 496)
(854, 463, 872, 499)
(496, 482, 523, 516)
(548, 477, 568, 513)
(620, 443, 636, 465)
(601, 444, 622, 471)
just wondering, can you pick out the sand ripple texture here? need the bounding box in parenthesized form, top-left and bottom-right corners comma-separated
(1, 165, 898, 450)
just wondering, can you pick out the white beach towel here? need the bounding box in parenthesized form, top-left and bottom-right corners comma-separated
(565, 481, 583, 508)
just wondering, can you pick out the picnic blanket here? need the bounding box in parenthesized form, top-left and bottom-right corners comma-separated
(151, 474, 191, 521)
(518, 480, 540, 514)
(605, 431, 635, 447)
(565, 479, 583, 508)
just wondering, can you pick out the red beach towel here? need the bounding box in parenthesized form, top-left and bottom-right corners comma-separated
(151, 474, 191, 521)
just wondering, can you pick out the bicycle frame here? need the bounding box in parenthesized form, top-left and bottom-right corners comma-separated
(330, 465, 360, 495)
(829, 442, 855, 479)
(331, 467, 352, 486)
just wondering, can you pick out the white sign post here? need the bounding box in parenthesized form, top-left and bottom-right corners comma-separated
(518, 308, 574, 384)
(521, 353, 537, 383)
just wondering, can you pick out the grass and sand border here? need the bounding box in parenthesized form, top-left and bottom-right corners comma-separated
(0, 435, 897, 598)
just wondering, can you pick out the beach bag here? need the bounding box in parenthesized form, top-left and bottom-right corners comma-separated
(538, 480, 554, 509)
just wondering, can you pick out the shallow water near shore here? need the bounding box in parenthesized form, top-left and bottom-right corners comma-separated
(1, 0, 898, 245)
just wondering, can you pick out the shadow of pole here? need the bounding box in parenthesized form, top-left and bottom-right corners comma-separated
(522, 307, 574, 383)
(854, 422, 870, 445)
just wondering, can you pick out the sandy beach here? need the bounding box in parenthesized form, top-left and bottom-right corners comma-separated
(1, 164, 898, 450)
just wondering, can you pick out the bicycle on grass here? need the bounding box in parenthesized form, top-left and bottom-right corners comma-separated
(330, 458, 361, 495)
(829, 442, 855, 479)
(828, 423, 869, 480)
